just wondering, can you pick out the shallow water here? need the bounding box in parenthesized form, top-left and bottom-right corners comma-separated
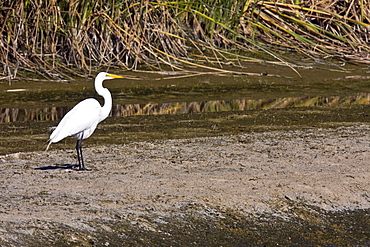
(1, 63, 370, 154)
(2, 93, 370, 123)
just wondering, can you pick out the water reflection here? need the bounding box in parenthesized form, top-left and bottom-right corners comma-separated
(1, 94, 370, 123)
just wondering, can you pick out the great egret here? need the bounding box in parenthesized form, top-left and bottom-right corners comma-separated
(46, 72, 124, 170)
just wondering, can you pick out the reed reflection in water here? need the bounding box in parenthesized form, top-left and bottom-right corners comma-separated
(1, 94, 370, 123)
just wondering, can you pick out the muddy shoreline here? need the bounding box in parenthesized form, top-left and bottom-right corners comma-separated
(0, 125, 369, 246)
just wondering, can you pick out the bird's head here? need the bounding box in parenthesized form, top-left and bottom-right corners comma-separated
(97, 72, 125, 80)
(94, 72, 124, 92)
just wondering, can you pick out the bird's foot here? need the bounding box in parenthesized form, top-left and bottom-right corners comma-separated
(78, 165, 90, 171)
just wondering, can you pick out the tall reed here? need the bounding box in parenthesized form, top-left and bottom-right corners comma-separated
(0, 0, 369, 81)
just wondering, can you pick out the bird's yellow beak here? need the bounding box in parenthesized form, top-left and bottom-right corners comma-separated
(107, 73, 124, 79)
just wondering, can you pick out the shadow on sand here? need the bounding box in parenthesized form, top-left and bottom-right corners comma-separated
(34, 164, 92, 171)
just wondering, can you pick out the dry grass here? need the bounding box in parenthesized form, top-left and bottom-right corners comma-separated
(0, 0, 369, 81)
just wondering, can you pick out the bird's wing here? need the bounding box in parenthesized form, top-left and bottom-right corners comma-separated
(49, 98, 102, 143)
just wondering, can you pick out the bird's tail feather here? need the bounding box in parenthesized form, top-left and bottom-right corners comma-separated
(45, 141, 52, 151)
(45, 126, 56, 151)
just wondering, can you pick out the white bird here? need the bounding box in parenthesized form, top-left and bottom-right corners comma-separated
(46, 72, 124, 170)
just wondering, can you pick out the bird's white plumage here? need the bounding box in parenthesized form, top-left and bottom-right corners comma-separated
(46, 72, 122, 151)
(49, 98, 101, 142)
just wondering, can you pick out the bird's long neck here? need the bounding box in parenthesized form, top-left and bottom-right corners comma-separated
(95, 78, 112, 122)
(100, 88, 112, 121)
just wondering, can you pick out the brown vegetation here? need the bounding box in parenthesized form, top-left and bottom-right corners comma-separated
(0, 0, 369, 81)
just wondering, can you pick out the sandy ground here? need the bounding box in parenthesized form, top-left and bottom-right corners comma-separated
(0, 125, 369, 245)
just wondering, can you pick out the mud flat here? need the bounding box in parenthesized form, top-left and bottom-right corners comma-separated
(0, 125, 369, 246)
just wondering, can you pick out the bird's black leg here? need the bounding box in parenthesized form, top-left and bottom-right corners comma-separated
(75, 136, 86, 170)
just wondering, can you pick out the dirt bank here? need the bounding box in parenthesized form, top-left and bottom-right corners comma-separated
(0, 125, 369, 246)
